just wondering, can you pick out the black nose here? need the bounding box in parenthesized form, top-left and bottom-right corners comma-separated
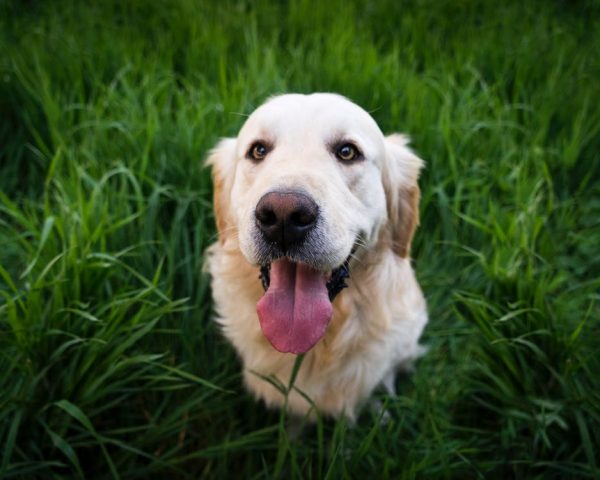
(255, 190, 318, 250)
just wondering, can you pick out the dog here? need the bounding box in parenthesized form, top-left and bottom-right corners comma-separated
(206, 93, 428, 420)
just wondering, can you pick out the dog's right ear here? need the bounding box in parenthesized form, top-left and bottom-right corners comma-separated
(205, 138, 237, 244)
(381, 134, 424, 258)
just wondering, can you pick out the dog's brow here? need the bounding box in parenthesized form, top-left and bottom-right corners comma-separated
(327, 130, 351, 143)
(326, 133, 362, 149)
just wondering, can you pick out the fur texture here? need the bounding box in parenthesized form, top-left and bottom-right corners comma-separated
(206, 93, 428, 420)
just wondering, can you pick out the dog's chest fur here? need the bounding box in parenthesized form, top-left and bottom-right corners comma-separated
(207, 241, 427, 420)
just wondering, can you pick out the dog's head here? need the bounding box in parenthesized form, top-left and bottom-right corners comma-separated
(208, 93, 423, 354)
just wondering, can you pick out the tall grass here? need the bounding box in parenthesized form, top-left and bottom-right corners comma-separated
(1, 0, 599, 478)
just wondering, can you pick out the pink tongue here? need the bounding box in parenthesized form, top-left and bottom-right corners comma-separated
(256, 259, 333, 354)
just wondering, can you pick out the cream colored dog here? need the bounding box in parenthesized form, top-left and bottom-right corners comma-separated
(206, 93, 428, 420)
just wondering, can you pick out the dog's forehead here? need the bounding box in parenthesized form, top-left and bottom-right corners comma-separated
(239, 94, 384, 145)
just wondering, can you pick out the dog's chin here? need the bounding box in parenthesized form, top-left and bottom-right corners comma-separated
(248, 233, 349, 270)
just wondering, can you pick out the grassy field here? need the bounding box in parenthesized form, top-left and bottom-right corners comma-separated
(1, 0, 599, 478)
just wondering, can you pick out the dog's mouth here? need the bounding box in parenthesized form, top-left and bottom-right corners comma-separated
(256, 258, 350, 354)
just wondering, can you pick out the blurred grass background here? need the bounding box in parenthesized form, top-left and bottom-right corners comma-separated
(1, 0, 599, 478)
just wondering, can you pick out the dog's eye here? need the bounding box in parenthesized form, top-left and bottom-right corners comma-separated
(248, 142, 269, 162)
(335, 143, 360, 162)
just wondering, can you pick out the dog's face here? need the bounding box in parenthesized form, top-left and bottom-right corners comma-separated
(208, 93, 423, 354)
(234, 93, 388, 269)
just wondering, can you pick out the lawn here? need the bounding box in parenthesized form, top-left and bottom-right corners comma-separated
(1, 0, 599, 478)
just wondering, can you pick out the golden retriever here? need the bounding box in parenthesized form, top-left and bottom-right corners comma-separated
(206, 93, 428, 420)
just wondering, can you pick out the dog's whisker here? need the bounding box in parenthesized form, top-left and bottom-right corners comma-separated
(349, 252, 363, 264)
(367, 105, 383, 115)
(214, 226, 242, 243)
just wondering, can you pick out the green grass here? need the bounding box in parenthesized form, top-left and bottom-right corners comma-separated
(1, 0, 599, 478)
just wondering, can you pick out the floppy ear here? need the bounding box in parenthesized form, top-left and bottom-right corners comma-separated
(382, 134, 424, 258)
(205, 138, 237, 244)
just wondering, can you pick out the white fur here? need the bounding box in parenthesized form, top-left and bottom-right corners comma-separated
(206, 93, 428, 420)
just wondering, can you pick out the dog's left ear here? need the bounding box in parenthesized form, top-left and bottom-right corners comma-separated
(205, 138, 237, 244)
(381, 134, 424, 258)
